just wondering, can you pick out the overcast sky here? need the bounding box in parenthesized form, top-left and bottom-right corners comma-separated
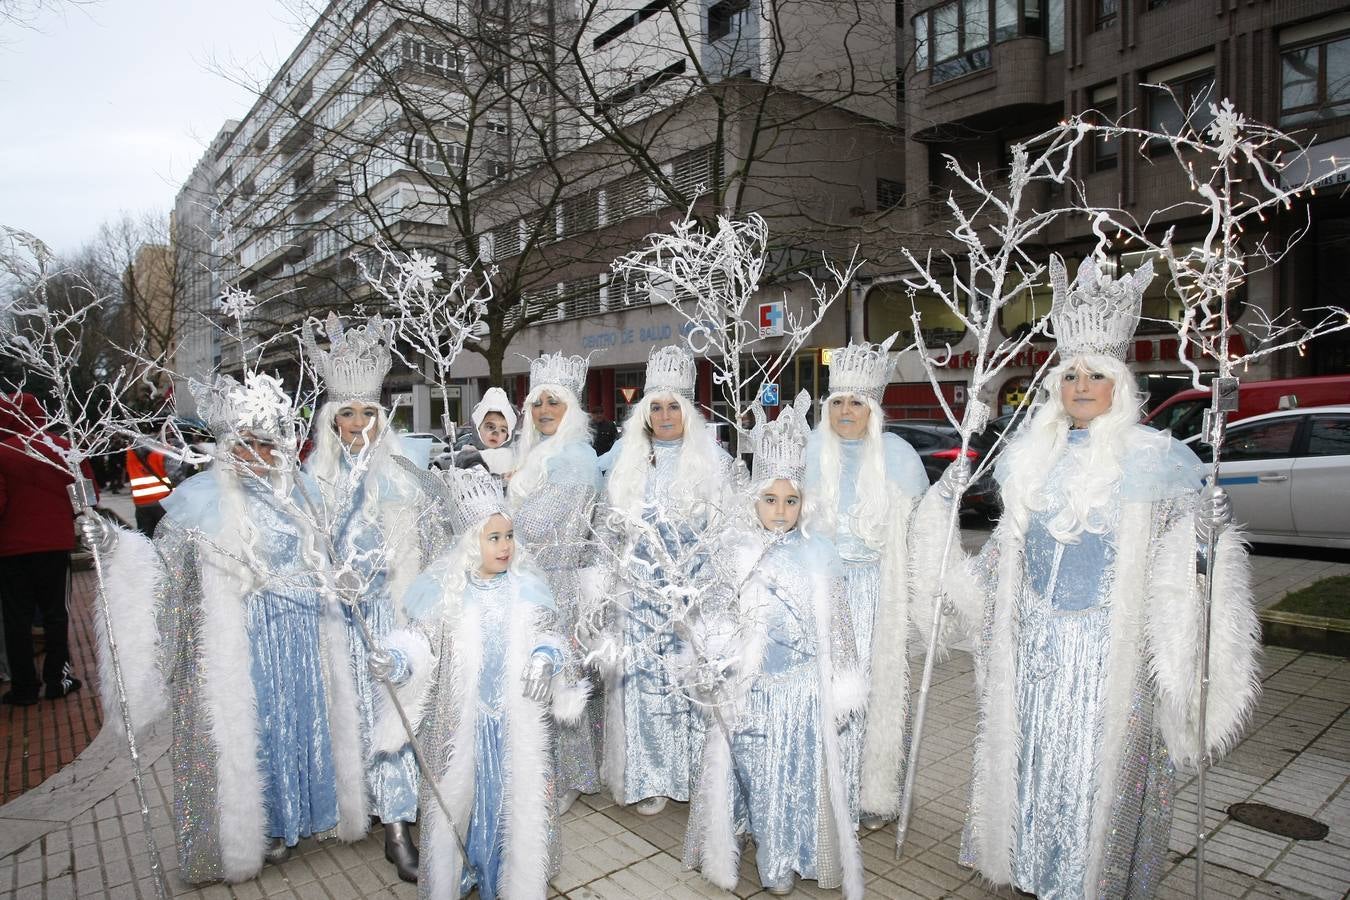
(0, 0, 306, 255)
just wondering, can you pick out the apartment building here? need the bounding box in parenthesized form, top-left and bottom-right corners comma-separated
(865, 0, 1350, 420)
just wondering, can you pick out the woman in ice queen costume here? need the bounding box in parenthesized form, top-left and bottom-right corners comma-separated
(804, 335, 928, 827)
(684, 397, 868, 899)
(506, 351, 605, 813)
(915, 256, 1260, 898)
(368, 466, 591, 900)
(79, 374, 368, 883)
(302, 313, 424, 882)
(593, 344, 735, 816)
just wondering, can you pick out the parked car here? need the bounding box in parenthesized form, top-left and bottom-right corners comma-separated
(1143, 375, 1350, 441)
(963, 412, 1027, 517)
(1190, 404, 1350, 549)
(885, 421, 979, 485)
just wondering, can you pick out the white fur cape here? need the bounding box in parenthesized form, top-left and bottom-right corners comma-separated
(96, 523, 369, 884)
(386, 571, 588, 900)
(684, 531, 866, 898)
(932, 490, 1259, 896)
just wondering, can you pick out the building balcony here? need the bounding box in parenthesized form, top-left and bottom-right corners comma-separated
(907, 36, 1060, 142)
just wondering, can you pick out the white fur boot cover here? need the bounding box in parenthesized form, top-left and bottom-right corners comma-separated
(93, 526, 168, 735)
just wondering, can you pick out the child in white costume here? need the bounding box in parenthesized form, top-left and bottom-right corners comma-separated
(456, 387, 517, 475)
(915, 257, 1260, 898)
(370, 466, 590, 900)
(684, 399, 867, 898)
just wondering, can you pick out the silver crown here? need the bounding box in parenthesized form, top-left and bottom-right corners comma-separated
(529, 351, 589, 400)
(304, 313, 393, 404)
(445, 466, 509, 537)
(827, 333, 898, 403)
(644, 345, 696, 400)
(188, 373, 296, 444)
(1048, 255, 1153, 360)
(751, 390, 811, 483)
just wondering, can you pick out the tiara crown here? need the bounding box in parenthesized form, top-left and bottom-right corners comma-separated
(644, 345, 696, 400)
(529, 352, 589, 400)
(1048, 255, 1153, 360)
(445, 466, 509, 537)
(304, 313, 393, 404)
(827, 333, 898, 403)
(751, 391, 811, 483)
(188, 373, 297, 445)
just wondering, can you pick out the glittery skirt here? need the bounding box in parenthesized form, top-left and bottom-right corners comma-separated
(619, 591, 694, 804)
(838, 558, 880, 822)
(731, 663, 842, 890)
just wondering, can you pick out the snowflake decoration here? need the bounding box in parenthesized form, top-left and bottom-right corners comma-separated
(1204, 99, 1246, 160)
(399, 250, 442, 291)
(216, 287, 258, 321)
(228, 373, 293, 435)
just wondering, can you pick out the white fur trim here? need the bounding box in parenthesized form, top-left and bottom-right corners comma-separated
(93, 527, 168, 736)
(858, 487, 916, 819)
(197, 552, 268, 882)
(1148, 522, 1259, 770)
(832, 668, 868, 721)
(322, 595, 371, 842)
(692, 727, 740, 889)
(371, 629, 435, 756)
(551, 675, 592, 726)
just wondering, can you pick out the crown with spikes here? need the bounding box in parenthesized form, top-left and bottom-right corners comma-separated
(188, 373, 297, 445)
(304, 313, 393, 404)
(644, 345, 696, 400)
(445, 466, 509, 537)
(750, 390, 811, 483)
(826, 333, 898, 403)
(1048, 255, 1153, 361)
(529, 351, 589, 400)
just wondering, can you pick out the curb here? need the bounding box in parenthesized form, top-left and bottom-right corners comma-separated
(1260, 608, 1350, 658)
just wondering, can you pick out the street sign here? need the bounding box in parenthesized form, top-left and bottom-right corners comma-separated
(758, 301, 785, 338)
(760, 382, 780, 407)
(620, 386, 638, 403)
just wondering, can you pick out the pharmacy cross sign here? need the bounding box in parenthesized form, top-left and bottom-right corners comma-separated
(758, 301, 785, 338)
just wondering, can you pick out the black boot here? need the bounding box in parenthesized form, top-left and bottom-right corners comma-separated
(384, 821, 418, 883)
(264, 837, 292, 865)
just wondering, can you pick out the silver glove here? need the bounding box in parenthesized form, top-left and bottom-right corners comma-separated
(78, 513, 117, 554)
(1196, 485, 1233, 544)
(520, 653, 555, 704)
(368, 648, 397, 682)
(935, 456, 972, 501)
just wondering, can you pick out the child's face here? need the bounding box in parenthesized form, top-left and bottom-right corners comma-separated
(755, 478, 802, 533)
(479, 411, 510, 448)
(477, 513, 514, 576)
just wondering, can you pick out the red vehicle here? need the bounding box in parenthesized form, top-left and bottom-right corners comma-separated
(1142, 375, 1350, 441)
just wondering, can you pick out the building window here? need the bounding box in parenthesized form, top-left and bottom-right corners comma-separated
(877, 178, 906, 210)
(1146, 71, 1217, 150)
(593, 0, 669, 50)
(1281, 33, 1350, 126)
(992, 0, 1041, 41)
(708, 0, 750, 42)
(597, 59, 687, 113)
(1089, 89, 1119, 171)
(914, 0, 993, 83)
(865, 280, 969, 348)
(1095, 0, 1117, 30)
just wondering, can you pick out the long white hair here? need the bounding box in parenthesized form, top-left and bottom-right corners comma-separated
(1000, 353, 1142, 542)
(606, 391, 725, 516)
(508, 385, 591, 507)
(423, 512, 533, 617)
(306, 399, 410, 534)
(807, 394, 891, 549)
(743, 474, 821, 539)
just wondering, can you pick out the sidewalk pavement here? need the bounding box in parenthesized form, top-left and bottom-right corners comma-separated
(0, 531, 1346, 899)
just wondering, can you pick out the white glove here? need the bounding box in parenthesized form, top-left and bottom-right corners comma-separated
(520, 653, 555, 704)
(1196, 485, 1232, 545)
(78, 513, 117, 554)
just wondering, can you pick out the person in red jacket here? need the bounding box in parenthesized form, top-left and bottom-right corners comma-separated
(0, 392, 95, 705)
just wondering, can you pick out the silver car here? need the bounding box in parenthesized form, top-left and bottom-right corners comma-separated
(1191, 404, 1350, 549)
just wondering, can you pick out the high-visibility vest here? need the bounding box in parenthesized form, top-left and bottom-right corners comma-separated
(126, 447, 172, 506)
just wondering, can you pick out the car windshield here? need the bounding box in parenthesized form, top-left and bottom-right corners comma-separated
(1153, 400, 1207, 440)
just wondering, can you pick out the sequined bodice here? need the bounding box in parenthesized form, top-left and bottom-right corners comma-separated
(466, 573, 511, 708)
(834, 439, 877, 562)
(750, 536, 818, 675)
(643, 439, 683, 507)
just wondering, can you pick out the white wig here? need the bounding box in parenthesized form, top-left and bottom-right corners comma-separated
(999, 353, 1142, 541)
(607, 391, 725, 517)
(213, 462, 329, 595)
(508, 384, 592, 507)
(808, 393, 890, 549)
(425, 509, 534, 613)
(743, 474, 821, 539)
(306, 399, 413, 535)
